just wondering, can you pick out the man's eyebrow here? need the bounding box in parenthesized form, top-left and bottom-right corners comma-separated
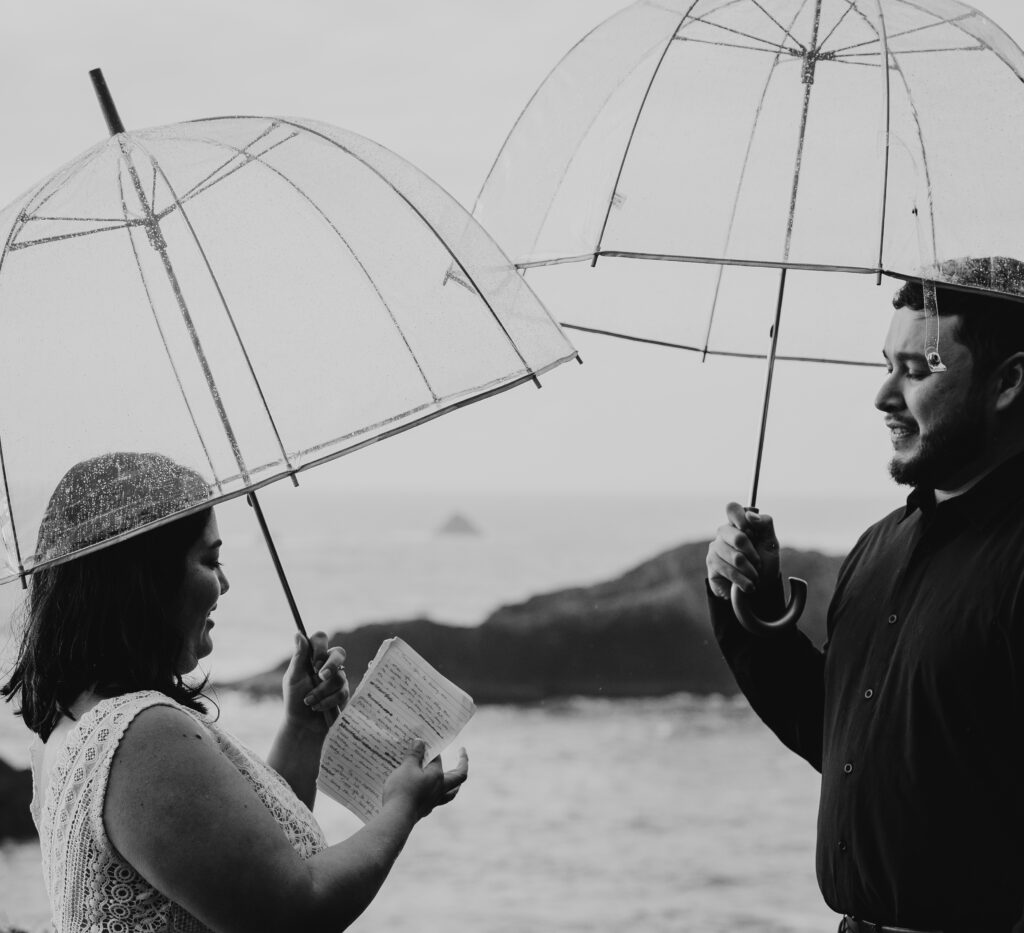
(208, 539, 223, 550)
(882, 350, 928, 364)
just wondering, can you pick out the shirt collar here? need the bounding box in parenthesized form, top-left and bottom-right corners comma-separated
(900, 448, 1024, 527)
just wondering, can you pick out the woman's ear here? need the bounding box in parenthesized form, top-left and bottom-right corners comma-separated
(993, 352, 1024, 414)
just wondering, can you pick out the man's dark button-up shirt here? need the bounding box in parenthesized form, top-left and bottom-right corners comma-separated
(709, 452, 1024, 932)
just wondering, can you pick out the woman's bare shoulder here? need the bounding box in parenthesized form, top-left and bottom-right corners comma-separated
(106, 703, 219, 795)
(104, 703, 313, 932)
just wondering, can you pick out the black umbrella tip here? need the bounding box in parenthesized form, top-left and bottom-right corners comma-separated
(89, 68, 126, 136)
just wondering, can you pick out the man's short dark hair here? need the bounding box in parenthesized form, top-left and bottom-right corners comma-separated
(892, 257, 1024, 380)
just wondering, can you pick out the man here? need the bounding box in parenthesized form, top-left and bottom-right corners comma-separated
(705, 257, 1024, 933)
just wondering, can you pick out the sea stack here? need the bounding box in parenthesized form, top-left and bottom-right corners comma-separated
(437, 512, 480, 536)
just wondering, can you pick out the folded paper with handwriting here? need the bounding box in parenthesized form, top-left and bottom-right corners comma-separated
(316, 636, 476, 822)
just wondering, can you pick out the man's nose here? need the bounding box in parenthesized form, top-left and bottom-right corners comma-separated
(874, 372, 901, 412)
(218, 568, 230, 595)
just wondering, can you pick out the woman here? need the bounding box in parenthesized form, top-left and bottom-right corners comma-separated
(2, 452, 468, 933)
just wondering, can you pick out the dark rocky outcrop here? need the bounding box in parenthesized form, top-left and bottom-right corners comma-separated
(437, 512, 480, 536)
(226, 540, 843, 703)
(0, 757, 35, 840)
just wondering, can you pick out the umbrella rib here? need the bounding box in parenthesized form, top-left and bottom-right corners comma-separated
(699, 15, 797, 359)
(135, 140, 299, 474)
(829, 10, 974, 55)
(518, 251, 884, 274)
(288, 364, 571, 462)
(25, 214, 136, 223)
(822, 57, 882, 67)
(0, 216, 36, 579)
(675, 36, 794, 54)
(472, 3, 699, 268)
(8, 222, 143, 251)
(873, 0, 893, 283)
(118, 138, 252, 482)
(560, 322, 886, 367)
(524, 36, 682, 269)
(684, 13, 801, 55)
(817, 2, 855, 52)
(0, 429, 25, 583)
(748, 0, 809, 53)
(593, 6, 697, 262)
(892, 58, 940, 266)
(210, 351, 574, 489)
(272, 118, 544, 386)
(154, 133, 301, 223)
(17, 143, 108, 223)
(153, 132, 300, 223)
(468, 0, 663, 267)
(843, 2, 940, 269)
(177, 128, 442, 404)
(116, 169, 224, 493)
(835, 45, 985, 57)
(0, 145, 108, 579)
(8, 145, 118, 249)
(164, 122, 285, 205)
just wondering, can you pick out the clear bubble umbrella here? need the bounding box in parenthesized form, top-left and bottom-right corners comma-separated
(472, 0, 1024, 632)
(0, 70, 578, 644)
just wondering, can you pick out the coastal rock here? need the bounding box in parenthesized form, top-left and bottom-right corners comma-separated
(225, 540, 842, 702)
(437, 512, 480, 535)
(0, 757, 35, 840)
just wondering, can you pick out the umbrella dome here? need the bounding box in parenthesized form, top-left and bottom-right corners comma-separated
(475, 0, 1024, 297)
(0, 115, 577, 581)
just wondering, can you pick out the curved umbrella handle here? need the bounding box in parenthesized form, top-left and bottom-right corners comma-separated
(730, 578, 808, 635)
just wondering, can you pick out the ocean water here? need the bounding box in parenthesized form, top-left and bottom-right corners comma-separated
(0, 489, 892, 931)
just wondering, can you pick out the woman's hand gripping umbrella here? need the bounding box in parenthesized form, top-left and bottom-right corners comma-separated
(0, 65, 567, 932)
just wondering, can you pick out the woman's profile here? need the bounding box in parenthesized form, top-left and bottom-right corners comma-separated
(2, 451, 468, 933)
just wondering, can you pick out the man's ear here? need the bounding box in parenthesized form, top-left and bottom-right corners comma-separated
(993, 352, 1024, 413)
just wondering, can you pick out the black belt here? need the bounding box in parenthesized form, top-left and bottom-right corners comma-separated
(842, 917, 941, 933)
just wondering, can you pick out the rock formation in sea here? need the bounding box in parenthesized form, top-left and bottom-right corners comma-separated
(226, 540, 843, 702)
(436, 512, 480, 535)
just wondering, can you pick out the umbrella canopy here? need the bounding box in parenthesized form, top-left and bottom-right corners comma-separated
(475, 0, 1024, 299)
(471, 0, 1024, 631)
(0, 98, 577, 583)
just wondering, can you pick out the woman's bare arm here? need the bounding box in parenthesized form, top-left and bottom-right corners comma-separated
(267, 632, 349, 808)
(104, 705, 467, 933)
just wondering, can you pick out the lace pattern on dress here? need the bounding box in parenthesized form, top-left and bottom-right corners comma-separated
(31, 691, 327, 933)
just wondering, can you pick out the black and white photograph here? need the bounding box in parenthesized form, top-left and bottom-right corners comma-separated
(2, 2, 1024, 931)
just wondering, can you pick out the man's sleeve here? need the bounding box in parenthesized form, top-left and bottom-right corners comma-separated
(706, 578, 825, 772)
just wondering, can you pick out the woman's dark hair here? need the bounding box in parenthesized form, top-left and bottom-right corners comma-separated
(1, 451, 215, 741)
(1, 508, 213, 741)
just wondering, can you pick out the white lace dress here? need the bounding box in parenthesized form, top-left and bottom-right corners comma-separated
(29, 690, 327, 933)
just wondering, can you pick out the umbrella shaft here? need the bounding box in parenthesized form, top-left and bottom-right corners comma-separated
(749, 267, 788, 509)
(247, 490, 309, 640)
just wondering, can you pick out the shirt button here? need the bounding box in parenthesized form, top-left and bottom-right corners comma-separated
(838, 840, 848, 852)
(864, 689, 874, 699)
(843, 762, 854, 774)
(888, 614, 898, 625)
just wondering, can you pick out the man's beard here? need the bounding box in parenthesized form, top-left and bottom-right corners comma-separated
(888, 396, 989, 489)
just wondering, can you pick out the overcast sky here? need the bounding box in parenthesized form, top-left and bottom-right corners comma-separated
(1, 0, 1022, 506)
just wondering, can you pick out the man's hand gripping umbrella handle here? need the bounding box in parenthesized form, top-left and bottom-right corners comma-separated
(730, 578, 808, 635)
(726, 503, 807, 635)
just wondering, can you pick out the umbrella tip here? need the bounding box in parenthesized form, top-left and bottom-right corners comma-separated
(89, 68, 126, 137)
